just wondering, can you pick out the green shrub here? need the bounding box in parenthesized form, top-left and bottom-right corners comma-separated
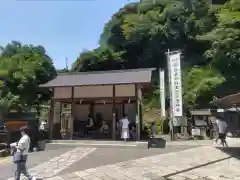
(142, 118, 164, 135)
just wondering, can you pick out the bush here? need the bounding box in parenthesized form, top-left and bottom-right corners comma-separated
(162, 119, 170, 134)
(142, 118, 164, 135)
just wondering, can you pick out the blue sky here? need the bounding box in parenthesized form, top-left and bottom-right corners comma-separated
(0, 0, 137, 69)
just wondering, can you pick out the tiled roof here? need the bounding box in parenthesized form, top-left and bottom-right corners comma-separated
(210, 92, 240, 107)
(40, 68, 155, 88)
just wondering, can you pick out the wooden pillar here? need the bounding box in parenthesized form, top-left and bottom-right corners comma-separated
(48, 97, 54, 141)
(90, 102, 94, 117)
(112, 85, 116, 140)
(69, 87, 74, 139)
(139, 97, 143, 140)
(135, 84, 141, 141)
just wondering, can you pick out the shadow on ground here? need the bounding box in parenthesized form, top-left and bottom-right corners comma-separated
(162, 156, 231, 179)
(217, 146, 240, 160)
(161, 146, 240, 180)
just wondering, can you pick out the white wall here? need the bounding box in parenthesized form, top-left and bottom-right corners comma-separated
(115, 84, 135, 97)
(54, 84, 136, 99)
(54, 87, 72, 99)
(74, 86, 113, 98)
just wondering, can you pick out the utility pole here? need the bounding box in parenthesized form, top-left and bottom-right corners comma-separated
(166, 49, 174, 140)
(65, 57, 68, 70)
(159, 69, 165, 118)
(159, 68, 165, 134)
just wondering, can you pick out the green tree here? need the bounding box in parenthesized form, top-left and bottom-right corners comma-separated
(72, 0, 238, 109)
(0, 41, 57, 111)
(99, 0, 219, 108)
(183, 66, 225, 108)
(57, 68, 70, 73)
(199, 0, 240, 95)
(99, 0, 217, 69)
(72, 46, 124, 72)
(0, 70, 17, 111)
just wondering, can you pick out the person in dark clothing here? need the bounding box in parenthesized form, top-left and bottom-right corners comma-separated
(84, 114, 94, 135)
(150, 122, 156, 138)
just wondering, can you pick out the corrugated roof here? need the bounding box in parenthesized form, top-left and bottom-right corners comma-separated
(40, 68, 155, 88)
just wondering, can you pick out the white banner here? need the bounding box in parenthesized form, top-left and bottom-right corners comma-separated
(168, 52, 183, 116)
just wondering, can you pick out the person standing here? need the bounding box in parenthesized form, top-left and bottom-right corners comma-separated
(216, 118, 228, 147)
(11, 126, 36, 180)
(120, 115, 130, 141)
(39, 120, 48, 139)
(208, 115, 219, 142)
(150, 122, 156, 138)
(116, 119, 121, 137)
(84, 114, 94, 135)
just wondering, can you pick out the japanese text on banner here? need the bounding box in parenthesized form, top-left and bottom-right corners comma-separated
(169, 52, 182, 117)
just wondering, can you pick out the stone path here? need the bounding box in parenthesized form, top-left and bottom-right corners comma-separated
(48, 146, 240, 180)
(8, 147, 96, 180)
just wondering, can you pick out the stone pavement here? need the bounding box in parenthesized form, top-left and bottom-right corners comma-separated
(7, 147, 97, 180)
(167, 137, 240, 147)
(47, 146, 240, 180)
(3, 144, 193, 180)
(4, 138, 240, 180)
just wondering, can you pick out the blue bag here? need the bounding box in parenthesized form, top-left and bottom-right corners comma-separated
(13, 150, 26, 163)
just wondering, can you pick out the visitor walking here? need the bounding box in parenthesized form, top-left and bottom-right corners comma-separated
(216, 118, 228, 147)
(84, 114, 94, 135)
(120, 114, 130, 141)
(10, 126, 36, 180)
(209, 116, 219, 142)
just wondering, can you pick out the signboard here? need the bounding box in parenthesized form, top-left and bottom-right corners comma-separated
(5, 121, 28, 132)
(192, 128, 201, 136)
(168, 52, 183, 117)
(195, 119, 207, 126)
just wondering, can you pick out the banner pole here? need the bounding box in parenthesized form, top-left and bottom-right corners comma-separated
(166, 49, 174, 140)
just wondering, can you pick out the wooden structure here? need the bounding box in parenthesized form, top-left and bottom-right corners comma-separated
(211, 93, 240, 107)
(211, 94, 240, 137)
(40, 68, 155, 141)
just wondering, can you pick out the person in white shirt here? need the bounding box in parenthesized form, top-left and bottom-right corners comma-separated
(120, 115, 130, 141)
(39, 120, 48, 131)
(10, 126, 36, 180)
(216, 118, 228, 147)
(39, 120, 48, 139)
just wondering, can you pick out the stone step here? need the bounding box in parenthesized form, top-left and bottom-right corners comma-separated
(49, 139, 149, 148)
